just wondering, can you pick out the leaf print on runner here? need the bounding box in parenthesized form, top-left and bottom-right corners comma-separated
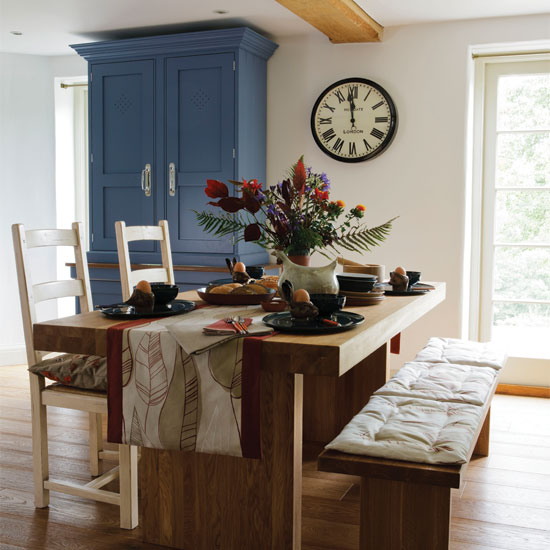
(129, 407, 144, 446)
(180, 351, 199, 451)
(134, 332, 169, 429)
(121, 330, 133, 387)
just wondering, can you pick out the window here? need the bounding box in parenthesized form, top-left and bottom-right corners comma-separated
(470, 54, 550, 386)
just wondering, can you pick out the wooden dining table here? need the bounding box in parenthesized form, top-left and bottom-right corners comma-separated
(33, 283, 445, 550)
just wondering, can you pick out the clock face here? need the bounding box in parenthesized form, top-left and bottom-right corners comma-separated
(311, 78, 397, 163)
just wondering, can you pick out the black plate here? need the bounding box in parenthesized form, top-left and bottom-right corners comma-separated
(384, 290, 428, 296)
(263, 311, 364, 333)
(100, 300, 195, 319)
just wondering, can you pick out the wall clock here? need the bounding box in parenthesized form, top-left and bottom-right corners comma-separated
(311, 77, 397, 163)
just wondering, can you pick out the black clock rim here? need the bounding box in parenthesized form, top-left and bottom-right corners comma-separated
(310, 77, 398, 163)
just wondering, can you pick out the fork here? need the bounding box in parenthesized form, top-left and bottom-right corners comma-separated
(224, 317, 246, 335)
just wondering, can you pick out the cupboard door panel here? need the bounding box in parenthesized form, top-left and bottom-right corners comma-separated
(166, 54, 235, 254)
(90, 60, 156, 252)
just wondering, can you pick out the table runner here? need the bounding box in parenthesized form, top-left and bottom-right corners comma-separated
(107, 306, 272, 459)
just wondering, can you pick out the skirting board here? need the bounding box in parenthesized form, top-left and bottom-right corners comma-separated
(497, 384, 550, 398)
(0, 345, 26, 366)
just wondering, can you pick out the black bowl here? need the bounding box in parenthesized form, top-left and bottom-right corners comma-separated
(309, 294, 346, 315)
(336, 274, 377, 293)
(247, 265, 265, 279)
(406, 271, 421, 287)
(149, 283, 180, 305)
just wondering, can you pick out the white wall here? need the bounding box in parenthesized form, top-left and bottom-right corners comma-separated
(0, 53, 87, 365)
(266, 14, 550, 375)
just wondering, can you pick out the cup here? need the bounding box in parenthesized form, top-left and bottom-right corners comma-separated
(343, 264, 385, 283)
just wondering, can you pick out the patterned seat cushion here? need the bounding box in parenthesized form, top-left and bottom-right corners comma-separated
(28, 354, 107, 391)
(414, 337, 507, 370)
(325, 394, 483, 464)
(374, 361, 497, 406)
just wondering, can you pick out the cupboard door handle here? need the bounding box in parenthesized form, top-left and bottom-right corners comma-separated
(169, 162, 176, 197)
(141, 164, 151, 197)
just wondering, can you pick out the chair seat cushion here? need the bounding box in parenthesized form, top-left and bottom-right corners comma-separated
(374, 361, 497, 406)
(325, 394, 483, 464)
(413, 337, 507, 370)
(28, 354, 107, 391)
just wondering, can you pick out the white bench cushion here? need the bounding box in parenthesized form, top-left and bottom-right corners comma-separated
(325, 395, 483, 464)
(414, 337, 507, 370)
(374, 361, 497, 406)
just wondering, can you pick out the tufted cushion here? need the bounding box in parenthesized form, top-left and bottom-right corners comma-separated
(325, 394, 483, 464)
(28, 354, 107, 391)
(374, 361, 497, 406)
(413, 337, 507, 370)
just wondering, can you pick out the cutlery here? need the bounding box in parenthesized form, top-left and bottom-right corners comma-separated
(224, 317, 246, 335)
(237, 316, 250, 334)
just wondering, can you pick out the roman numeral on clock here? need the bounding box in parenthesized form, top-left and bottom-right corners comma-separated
(370, 128, 385, 140)
(322, 128, 336, 143)
(333, 138, 344, 153)
(334, 90, 346, 103)
(348, 85, 358, 98)
(375, 116, 388, 123)
(364, 89, 372, 102)
(372, 101, 384, 110)
(319, 117, 332, 125)
(363, 139, 373, 151)
(323, 103, 335, 113)
(349, 142, 357, 156)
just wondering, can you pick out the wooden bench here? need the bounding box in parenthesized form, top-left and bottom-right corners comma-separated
(318, 372, 498, 550)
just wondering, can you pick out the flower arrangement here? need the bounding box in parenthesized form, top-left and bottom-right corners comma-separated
(195, 157, 396, 258)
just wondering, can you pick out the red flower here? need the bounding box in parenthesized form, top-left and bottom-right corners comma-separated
(356, 204, 366, 211)
(314, 188, 329, 201)
(205, 179, 229, 198)
(242, 178, 262, 193)
(336, 200, 345, 208)
(293, 157, 306, 192)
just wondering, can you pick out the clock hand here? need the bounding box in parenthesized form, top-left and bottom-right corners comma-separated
(347, 90, 357, 129)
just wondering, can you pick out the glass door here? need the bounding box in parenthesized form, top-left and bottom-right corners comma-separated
(478, 57, 550, 386)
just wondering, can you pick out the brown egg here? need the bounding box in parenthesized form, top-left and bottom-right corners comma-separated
(233, 261, 246, 273)
(394, 266, 406, 275)
(136, 280, 152, 294)
(293, 289, 310, 302)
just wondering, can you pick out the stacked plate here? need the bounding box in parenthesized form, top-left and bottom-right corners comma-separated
(337, 273, 385, 306)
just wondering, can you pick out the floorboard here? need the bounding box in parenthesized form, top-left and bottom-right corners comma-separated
(1, 365, 549, 549)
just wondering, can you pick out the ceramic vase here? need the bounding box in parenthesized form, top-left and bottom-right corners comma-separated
(274, 251, 339, 295)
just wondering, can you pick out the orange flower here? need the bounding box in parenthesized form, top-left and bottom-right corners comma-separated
(356, 204, 366, 211)
(336, 200, 345, 208)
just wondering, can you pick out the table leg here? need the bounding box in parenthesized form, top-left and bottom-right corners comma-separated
(141, 353, 303, 550)
(303, 342, 389, 444)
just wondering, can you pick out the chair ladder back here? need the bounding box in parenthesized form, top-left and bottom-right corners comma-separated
(12, 224, 40, 366)
(12, 222, 94, 364)
(115, 220, 175, 301)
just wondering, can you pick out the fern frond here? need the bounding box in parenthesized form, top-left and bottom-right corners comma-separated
(194, 211, 248, 238)
(329, 217, 397, 254)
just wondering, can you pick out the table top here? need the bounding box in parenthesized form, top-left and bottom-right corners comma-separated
(33, 283, 445, 377)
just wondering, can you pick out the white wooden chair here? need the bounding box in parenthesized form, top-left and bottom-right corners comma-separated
(115, 220, 175, 301)
(12, 222, 138, 529)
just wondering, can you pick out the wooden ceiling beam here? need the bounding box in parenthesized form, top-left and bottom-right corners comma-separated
(276, 0, 383, 43)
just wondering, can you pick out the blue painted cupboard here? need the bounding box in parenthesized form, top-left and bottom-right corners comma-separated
(71, 28, 277, 303)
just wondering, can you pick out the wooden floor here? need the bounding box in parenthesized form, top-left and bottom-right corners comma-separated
(1, 365, 549, 550)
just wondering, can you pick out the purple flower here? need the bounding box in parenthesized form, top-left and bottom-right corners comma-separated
(267, 204, 278, 217)
(320, 172, 330, 189)
(305, 185, 311, 193)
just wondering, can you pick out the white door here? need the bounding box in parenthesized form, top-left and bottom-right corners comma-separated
(477, 56, 550, 386)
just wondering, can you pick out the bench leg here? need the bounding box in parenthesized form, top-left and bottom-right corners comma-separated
(473, 407, 491, 457)
(360, 477, 451, 550)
